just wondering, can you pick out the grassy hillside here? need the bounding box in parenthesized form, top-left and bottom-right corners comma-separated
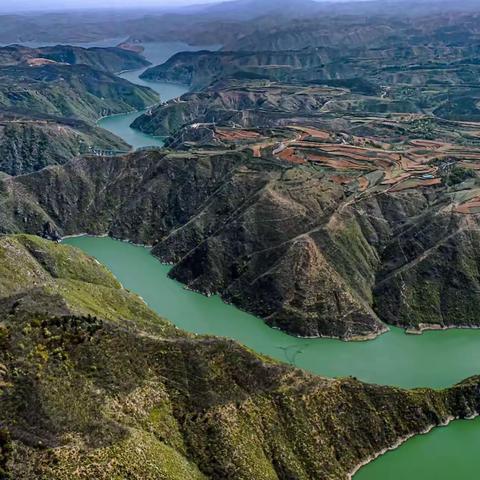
(1, 235, 480, 479)
(0, 63, 158, 123)
(0, 44, 150, 73)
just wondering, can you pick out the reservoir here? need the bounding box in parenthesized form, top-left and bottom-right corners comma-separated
(64, 235, 480, 389)
(64, 234, 480, 480)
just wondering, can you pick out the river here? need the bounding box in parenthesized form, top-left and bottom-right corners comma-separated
(64, 41, 480, 479)
(98, 41, 217, 149)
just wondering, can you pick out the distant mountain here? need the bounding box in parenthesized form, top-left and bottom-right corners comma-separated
(197, 0, 323, 20)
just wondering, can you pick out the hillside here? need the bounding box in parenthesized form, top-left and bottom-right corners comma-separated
(140, 45, 480, 122)
(131, 80, 382, 136)
(0, 63, 158, 122)
(0, 131, 480, 339)
(1, 234, 480, 479)
(5, 3, 480, 479)
(0, 44, 150, 73)
(0, 116, 129, 175)
(0, 44, 155, 173)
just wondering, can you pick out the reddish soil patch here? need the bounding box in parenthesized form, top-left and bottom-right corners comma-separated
(330, 175, 353, 185)
(296, 127, 331, 140)
(455, 197, 480, 214)
(389, 177, 441, 192)
(278, 147, 306, 164)
(357, 176, 370, 191)
(26, 58, 59, 66)
(216, 129, 260, 141)
(307, 153, 373, 170)
(252, 145, 262, 158)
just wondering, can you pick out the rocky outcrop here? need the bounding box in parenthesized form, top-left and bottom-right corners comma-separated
(1, 234, 480, 479)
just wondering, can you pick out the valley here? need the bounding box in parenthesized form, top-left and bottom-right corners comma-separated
(2, 1, 480, 479)
(64, 235, 480, 479)
(98, 42, 218, 149)
(0, 43, 159, 174)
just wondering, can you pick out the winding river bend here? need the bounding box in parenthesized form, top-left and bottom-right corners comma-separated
(98, 42, 216, 149)
(65, 42, 480, 479)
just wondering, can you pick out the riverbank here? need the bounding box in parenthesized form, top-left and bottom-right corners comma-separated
(64, 235, 480, 389)
(59, 40, 480, 480)
(97, 41, 217, 149)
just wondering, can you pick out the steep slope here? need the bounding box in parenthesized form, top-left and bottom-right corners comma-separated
(1, 234, 480, 479)
(0, 142, 479, 339)
(0, 116, 129, 176)
(0, 45, 153, 173)
(131, 80, 381, 137)
(140, 49, 336, 90)
(0, 63, 158, 122)
(140, 42, 480, 122)
(0, 44, 150, 73)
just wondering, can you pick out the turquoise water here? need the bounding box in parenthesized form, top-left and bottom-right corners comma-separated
(355, 417, 480, 480)
(64, 235, 480, 480)
(98, 41, 217, 149)
(64, 236, 480, 390)
(1, 39, 200, 149)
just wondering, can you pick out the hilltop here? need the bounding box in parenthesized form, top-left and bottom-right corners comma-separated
(0, 44, 150, 72)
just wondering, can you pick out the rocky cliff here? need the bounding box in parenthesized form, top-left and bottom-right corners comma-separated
(1, 234, 480, 479)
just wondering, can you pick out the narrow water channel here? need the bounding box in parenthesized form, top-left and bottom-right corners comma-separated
(98, 42, 217, 149)
(65, 41, 480, 479)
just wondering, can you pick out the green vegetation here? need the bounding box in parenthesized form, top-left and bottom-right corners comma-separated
(0, 119, 129, 175)
(0, 44, 159, 175)
(445, 165, 476, 186)
(1, 235, 480, 479)
(0, 64, 158, 123)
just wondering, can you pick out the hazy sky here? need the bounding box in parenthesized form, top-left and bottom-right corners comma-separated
(0, 0, 224, 12)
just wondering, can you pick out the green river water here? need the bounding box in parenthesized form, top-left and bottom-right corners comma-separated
(64, 41, 480, 479)
(98, 42, 217, 149)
